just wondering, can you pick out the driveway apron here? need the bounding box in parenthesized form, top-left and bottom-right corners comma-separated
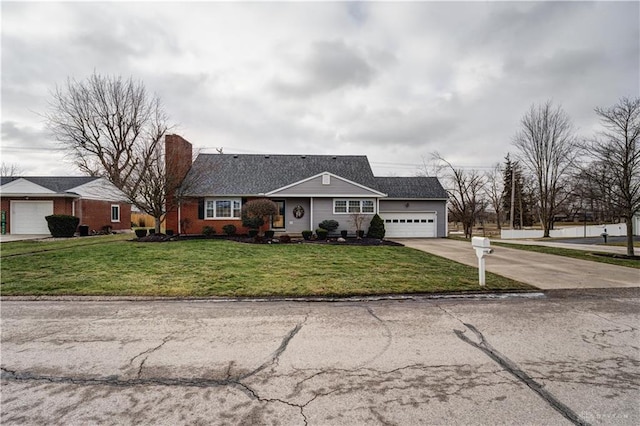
(394, 238, 639, 290)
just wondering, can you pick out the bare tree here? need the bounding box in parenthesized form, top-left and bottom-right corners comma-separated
(513, 101, 579, 237)
(46, 72, 188, 233)
(433, 153, 486, 239)
(583, 97, 640, 256)
(1, 163, 23, 177)
(484, 163, 505, 229)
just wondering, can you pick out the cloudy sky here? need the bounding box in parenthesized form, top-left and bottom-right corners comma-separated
(2, 0, 638, 177)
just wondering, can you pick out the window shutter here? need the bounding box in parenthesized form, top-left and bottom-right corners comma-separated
(198, 199, 205, 219)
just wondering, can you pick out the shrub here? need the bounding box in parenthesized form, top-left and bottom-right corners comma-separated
(302, 230, 313, 240)
(248, 229, 259, 238)
(367, 214, 386, 239)
(149, 229, 156, 235)
(319, 220, 339, 232)
(340, 230, 348, 238)
(280, 234, 291, 243)
(45, 215, 80, 238)
(202, 226, 216, 237)
(316, 228, 328, 240)
(264, 230, 275, 238)
(135, 229, 147, 238)
(242, 215, 264, 230)
(222, 224, 237, 236)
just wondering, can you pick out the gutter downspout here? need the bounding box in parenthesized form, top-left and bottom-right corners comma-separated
(178, 202, 182, 234)
(310, 197, 314, 233)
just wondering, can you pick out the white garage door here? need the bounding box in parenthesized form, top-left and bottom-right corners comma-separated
(11, 201, 53, 234)
(381, 212, 436, 238)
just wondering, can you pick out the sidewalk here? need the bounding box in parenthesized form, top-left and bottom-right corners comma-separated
(393, 238, 639, 290)
(494, 238, 632, 255)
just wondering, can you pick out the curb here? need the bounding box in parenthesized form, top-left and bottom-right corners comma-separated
(0, 292, 546, 303)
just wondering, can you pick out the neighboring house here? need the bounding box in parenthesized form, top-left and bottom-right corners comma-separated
(165, 135, 448, 238)
(0, 176, 131, 235)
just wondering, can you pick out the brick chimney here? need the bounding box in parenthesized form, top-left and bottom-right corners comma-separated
(165, 134, 193, 234)
(165, 134, 193, 185)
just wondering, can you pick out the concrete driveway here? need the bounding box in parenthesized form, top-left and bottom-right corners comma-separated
(394, 238, 639, 290)
(0, 234, 50, 243)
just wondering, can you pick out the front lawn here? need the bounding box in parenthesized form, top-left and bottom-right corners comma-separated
(0, 237, 532, 297)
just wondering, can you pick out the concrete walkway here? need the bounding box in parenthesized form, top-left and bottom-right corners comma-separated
(394, 238, 639, 290)
(494, 238, 634, 255)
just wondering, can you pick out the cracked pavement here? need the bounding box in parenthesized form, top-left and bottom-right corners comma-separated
(1, 288, 639, 425)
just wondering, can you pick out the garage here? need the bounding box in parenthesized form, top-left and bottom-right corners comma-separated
(10, 201, 53, 234)
(380, 212, 436, 238)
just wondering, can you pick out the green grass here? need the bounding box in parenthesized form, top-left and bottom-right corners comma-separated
(0, 238, 532, 297)
(1, 234, 131, 257)
(492, 242, 640, 269)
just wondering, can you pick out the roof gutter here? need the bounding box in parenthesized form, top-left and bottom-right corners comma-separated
(0, 192, 82, 198)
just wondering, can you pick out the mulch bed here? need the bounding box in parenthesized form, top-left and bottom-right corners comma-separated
(590, 252, 640, 261)
(135, 234, 403, 246)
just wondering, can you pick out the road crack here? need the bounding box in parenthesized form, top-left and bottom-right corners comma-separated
(454, 323, 590, 426)
(129, 334, 173, 378)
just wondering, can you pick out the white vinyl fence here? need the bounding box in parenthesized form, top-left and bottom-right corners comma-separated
(500, 223, 628, 239)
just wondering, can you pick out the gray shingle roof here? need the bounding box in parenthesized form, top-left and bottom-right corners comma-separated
(186, 154, 378, 195)
(185, 154, 447, 200)
(0, 176, 99, 193)
(374, 177, 448, 199)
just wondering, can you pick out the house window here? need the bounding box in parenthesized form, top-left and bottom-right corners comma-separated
(111, 205, 120, 222)
(333, 199, 376, 214)
(205, 198, 241, 219)
(362, 200, 374, 213)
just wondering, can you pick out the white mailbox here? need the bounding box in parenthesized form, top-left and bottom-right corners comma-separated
(471, 237, 493, 286)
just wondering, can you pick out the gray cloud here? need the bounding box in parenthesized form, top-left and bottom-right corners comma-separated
(1, 1, 638, 177)
(271, 40, 377, 97)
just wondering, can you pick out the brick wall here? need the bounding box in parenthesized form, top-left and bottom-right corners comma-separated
(79, 199, 131, 232)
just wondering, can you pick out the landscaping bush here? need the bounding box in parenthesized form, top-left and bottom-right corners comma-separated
(265, 230, 275, 238)
(149, 229, 156, 235)
(302, 230, 313, 240)
(45, 215, 80, 238)
(222, 224, 237, 236)
(367, 214, 386, 239)
(242, 215, 264, 230)
(248, 229, 259, 238)
(340, 230, 348, 238)
(319, 220, 339, 232)
(280, 234, 291, 243)
(316, 228, 328, 240)
(202, 226, 216, 237)
(135, 229, 148, 238)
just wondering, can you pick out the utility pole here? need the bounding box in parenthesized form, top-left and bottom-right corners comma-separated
(510, 163, 516, 229)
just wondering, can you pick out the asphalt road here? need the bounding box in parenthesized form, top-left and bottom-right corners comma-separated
(2, 289, 638, 425)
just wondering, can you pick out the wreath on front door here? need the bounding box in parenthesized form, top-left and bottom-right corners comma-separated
(293, 205, 305, 219)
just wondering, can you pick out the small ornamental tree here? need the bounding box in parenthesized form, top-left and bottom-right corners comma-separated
(241, 199, 278, 235)
(367, 214, 386, 239)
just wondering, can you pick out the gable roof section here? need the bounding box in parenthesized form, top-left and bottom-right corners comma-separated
(186, 154, 378, 196)
(266, 172, 386, 197)
(375, 177, 448, 199)
(1, 176, 100, 195)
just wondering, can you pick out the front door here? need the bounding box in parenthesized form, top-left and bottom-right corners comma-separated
(272, 200, 285, 229)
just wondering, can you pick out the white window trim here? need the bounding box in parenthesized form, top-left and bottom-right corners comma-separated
(204, 198, 242, 220)
(333, 199, 376, 215)
(110, 204, 120, 223)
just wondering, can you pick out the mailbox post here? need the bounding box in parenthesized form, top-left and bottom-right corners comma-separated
(471, 237, 493, 286)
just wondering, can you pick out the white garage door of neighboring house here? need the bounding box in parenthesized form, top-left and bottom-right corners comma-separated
(11, 201, 53, 234)
(381, 212, 436, 238)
